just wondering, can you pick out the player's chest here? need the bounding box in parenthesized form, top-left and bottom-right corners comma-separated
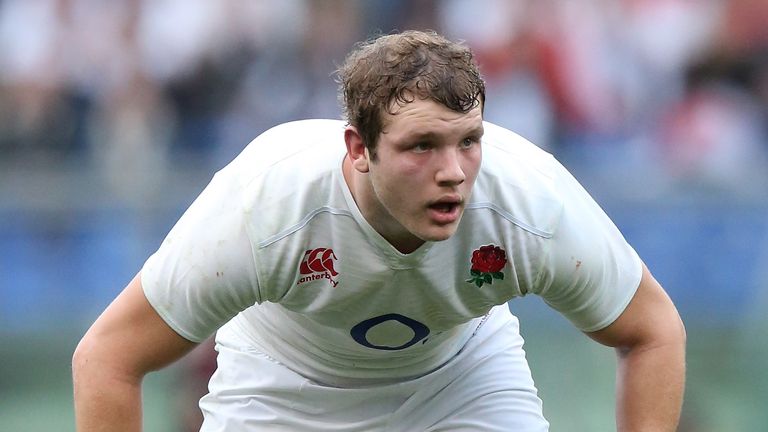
(260, 233, 527, 328)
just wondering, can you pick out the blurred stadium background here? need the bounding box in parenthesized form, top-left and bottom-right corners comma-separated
(1, 1, 766, 430)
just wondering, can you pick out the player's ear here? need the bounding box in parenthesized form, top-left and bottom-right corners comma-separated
(345, 126, 369, 173)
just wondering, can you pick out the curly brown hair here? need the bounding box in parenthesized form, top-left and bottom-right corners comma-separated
(337, 30, 485, 158)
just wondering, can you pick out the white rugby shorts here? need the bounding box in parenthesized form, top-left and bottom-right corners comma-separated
(199, 306, 549, 431)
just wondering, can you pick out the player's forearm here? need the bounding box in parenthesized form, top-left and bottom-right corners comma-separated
(614, 339, 686, 432)
(73, 351, 144, 431)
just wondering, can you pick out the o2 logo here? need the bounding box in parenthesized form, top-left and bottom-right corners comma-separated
(350, 313, 430, 351)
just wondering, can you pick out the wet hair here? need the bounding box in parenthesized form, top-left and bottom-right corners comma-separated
(337, 30, 485, 158)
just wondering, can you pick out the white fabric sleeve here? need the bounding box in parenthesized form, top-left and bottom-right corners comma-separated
(141, 169, 260, 343)
(531, 158, 643, 332)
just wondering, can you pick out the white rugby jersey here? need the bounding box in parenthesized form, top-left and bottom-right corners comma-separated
(142, 119, 642, 386)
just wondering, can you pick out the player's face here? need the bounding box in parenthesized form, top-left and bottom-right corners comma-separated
(363, 98, 483, 251)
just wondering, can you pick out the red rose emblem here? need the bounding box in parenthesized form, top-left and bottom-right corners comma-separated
(467, 245, 507, 288)
(471, 245, 507, 273)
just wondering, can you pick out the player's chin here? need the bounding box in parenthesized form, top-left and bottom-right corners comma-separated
(418, 223, 460, 242)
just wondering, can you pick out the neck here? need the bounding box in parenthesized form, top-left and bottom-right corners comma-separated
(342, 157, 425, 254)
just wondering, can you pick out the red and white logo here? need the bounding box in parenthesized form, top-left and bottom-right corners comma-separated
(297, 248, 339, 287)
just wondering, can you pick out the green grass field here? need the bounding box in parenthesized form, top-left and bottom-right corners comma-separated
(2, 304, 765, 431)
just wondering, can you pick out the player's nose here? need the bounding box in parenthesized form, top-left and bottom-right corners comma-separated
(435, 148, 465, 186)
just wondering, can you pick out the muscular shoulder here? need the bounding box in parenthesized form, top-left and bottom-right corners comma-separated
(217, 119, 350, 244)
(227, 119, 347, 181)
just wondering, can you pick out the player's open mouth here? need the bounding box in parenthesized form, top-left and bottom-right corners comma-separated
(430, 202, 458, 213)
(427, 199, 462, 224)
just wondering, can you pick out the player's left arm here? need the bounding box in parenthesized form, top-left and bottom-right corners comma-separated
(585, 263, 686, 432)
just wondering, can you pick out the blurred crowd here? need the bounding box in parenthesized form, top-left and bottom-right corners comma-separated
(1, 0, 767, 197)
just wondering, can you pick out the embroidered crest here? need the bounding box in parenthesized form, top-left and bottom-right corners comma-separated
(466, 244, 507, 288)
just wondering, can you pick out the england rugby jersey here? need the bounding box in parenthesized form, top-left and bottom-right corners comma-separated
(141, 119, 642, 386)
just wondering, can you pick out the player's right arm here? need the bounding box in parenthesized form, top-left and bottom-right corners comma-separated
(72, 140, 265, 431)
(73, 272, 198, 432)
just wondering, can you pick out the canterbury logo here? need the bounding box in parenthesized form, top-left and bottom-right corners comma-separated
(297, 248, 339, 287)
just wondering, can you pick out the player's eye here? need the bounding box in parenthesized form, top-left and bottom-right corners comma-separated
(411, 142, 431, 153)
(459, 137, 478, 149)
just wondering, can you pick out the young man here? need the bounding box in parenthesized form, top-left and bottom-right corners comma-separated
(73, 30, 686, 431)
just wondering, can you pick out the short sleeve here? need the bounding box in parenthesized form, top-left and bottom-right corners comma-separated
(531, 159, 643, 332)
(141, 169, 261, 343)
